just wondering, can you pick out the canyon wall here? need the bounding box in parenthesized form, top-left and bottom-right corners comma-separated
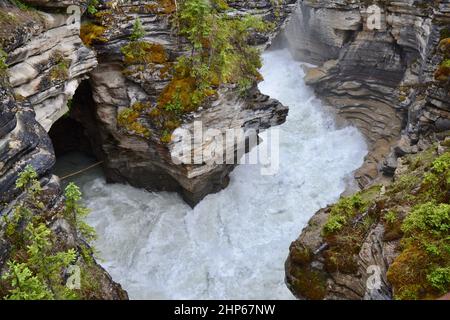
(285, 0, 450, 300)
(0, 0, 296, 298)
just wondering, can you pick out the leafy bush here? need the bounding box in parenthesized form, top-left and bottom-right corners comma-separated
(384, 210, 397, 224)
(322, 194, 367, 236)
(64, 183, 96, 242)
(322, 214, 347, 235)
(1, 261, 53, 300)
(427, 267, 450, 293)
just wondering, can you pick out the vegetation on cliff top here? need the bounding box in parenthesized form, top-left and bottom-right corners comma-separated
(386, 150, 450, 299)
(162, 0, 267, 108)
(117, 0, 270, 142)
(0, 166, 100, 300)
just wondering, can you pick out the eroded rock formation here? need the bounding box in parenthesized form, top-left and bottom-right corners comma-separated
(283, 0, 450, 186)
(285, 0, 450, 300)
(0, 0, 127, 298)
(80, 0, 295, 206)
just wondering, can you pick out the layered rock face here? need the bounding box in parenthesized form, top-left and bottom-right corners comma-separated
(0, 0, 97, 203)
(285, 0, 450, 300)
(0, 0, 125, 299)
(283, 0, 450, 186)
(81, 0, 294, 206)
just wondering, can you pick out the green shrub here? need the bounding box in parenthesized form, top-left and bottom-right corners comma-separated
(1, 261, 53, 300)
(322, 214, 346, 235)
(402, 202, 450, 236)
(322, 194, 367, 236)
(385, 210, 397, 224)
(64, 183, 97, 242)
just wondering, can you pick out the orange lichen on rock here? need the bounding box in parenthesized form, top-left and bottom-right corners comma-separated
(80, 23, 107, 47)
(157, 77, 196, 110)
(121, 41, 168, 65)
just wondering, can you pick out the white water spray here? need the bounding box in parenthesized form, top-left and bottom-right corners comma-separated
(76, 49, 367, 299)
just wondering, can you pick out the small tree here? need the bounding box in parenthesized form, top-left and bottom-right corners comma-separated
(130, 17, 145, 41)
(64, 183, 96, 242)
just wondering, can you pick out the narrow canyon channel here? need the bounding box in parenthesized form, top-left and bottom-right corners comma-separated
(54, 48, 368, 299)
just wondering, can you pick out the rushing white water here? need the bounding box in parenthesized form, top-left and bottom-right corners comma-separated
(72, 49, 368, 299)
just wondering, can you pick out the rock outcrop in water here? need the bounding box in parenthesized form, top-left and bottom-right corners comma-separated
(285, 0, 450, 300)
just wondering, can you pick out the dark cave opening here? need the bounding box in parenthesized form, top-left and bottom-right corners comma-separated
(48, 80, 105, 180)
(48, 114, 95, 158)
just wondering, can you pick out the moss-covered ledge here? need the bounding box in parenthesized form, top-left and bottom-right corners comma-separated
(286, 141, 450, 300)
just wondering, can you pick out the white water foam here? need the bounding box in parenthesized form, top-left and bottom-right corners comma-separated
(78, 49, 368, 299)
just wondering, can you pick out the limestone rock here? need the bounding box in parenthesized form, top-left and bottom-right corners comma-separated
(81, 0, 293, 206)
(283, 0, 450, 187)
